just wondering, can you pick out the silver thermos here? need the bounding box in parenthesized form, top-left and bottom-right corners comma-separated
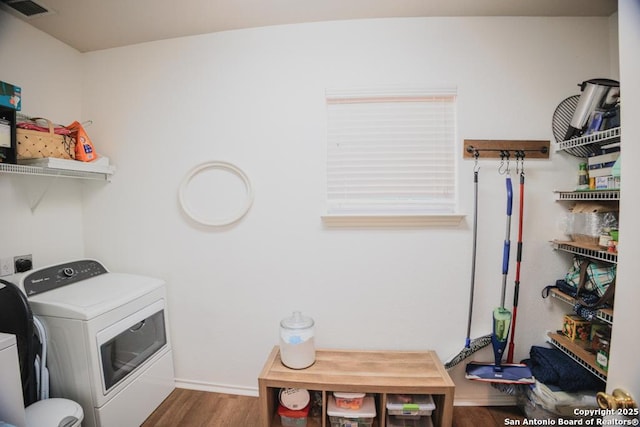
(564, 78, 620, 141)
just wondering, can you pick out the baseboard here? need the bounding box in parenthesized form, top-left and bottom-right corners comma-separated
(175, 378, 259, 397)
(454, 394, 518, 406)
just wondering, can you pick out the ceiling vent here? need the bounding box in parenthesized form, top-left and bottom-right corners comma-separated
(0, 0, 55, 18)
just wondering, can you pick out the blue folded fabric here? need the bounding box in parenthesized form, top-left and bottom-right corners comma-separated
(574, 303, 598, 321)
(555, 280, 600, 305)
(543, 281, 601, 319)
(526, 346, 605, 392)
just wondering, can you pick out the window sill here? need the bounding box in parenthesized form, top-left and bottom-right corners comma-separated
(321, 214, 466, 228)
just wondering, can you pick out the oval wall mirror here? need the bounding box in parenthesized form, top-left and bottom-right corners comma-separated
(178, 161, 254, 227)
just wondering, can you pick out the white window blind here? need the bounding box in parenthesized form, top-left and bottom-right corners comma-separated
(325, 87, 457, 216)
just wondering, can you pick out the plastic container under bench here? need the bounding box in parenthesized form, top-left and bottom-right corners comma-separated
(386, 394, 435, 417)
(278, 404, 310, 427)
(327, 395, 376, 427)
(386, 414, 434, 427)
(333, 392, 366, 410)
(385, 395, 435, 427)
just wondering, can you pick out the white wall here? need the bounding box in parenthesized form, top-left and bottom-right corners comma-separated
(79, 17, 612, 403)
(0, 12, 85, 268)
(2, 12, 617, 404)
(608, 0, 640, 403)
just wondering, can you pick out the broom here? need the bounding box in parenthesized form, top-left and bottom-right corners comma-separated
(444, 161, 491, 370)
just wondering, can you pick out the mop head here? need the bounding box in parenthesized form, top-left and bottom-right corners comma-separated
(465, 361, 535, 384)
(444, 335, 492, 370)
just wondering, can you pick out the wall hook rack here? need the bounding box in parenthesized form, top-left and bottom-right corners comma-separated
(463, 139, 550, 159)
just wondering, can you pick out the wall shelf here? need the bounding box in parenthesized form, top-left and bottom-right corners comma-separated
(554, 190, 620, 201)
(547, 333, 607, 382)
(550, 109, 619, 385)
(554, 127, 621, 157)
(0, 162, 113, 181)
(548, 333, 607, 381)
(552, 241, 617, 264)
(550, 189, 617, 382)
(0, 161, 114, 212)
(549, 288, 613, 324)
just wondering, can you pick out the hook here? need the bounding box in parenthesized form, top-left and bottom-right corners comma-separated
(473, 149, 480, 173)
(513, 150, 525, 176)
(498, 150, 510, 175)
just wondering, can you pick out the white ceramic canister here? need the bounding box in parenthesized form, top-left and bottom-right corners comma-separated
(279, 311, 315, 369)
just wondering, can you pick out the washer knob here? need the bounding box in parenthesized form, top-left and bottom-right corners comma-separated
(62, 267, 75, 277)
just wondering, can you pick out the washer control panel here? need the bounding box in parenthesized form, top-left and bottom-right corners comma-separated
(22, 259, 108, 296)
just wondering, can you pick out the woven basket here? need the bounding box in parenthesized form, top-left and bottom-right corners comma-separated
(16, 119, 76, 160)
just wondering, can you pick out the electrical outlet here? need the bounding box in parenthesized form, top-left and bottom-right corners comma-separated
(0, 257, 14, 276)
(14, 254, 33, 273)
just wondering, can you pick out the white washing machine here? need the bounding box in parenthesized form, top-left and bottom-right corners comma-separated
(15, 259, 175, 427)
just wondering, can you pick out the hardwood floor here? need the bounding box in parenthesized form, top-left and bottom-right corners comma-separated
(142, 388, 526, 427)
(142, 389, 261, 426)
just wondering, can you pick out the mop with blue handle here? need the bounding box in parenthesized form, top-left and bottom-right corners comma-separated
(493, 174, 513, 371)
(465, 173, 534, 384)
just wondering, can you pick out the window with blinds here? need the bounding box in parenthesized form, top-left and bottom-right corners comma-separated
(325, 87, 457, 217)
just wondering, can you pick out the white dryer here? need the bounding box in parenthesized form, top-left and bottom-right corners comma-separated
(16, 259, 175, 427)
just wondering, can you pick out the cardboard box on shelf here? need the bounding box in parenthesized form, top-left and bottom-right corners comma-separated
(563, 315, 591, 341)
(0, 81, 21, 111)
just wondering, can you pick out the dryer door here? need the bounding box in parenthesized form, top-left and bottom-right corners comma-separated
(96, 300, 167, 393)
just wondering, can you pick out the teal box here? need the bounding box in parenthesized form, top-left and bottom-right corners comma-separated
(0, 81, 21, 111)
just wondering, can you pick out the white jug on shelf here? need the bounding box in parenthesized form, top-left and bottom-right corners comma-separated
(279, 311, 315, 369)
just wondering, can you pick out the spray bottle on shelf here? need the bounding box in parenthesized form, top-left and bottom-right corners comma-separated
(577, 162, 589, 191)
